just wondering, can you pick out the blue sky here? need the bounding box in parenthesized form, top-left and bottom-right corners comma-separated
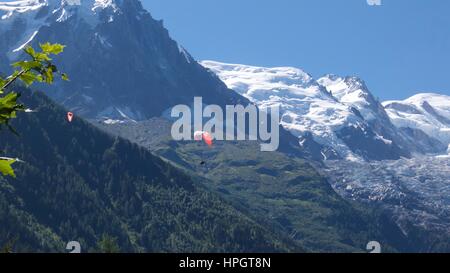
(142, 0, 450, 100)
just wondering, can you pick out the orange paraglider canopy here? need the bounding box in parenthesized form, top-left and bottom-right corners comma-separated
(194, 131, 213, 147)
(202, 131, 213, 147)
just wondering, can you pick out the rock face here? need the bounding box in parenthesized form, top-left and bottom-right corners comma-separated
(0, 0, 246, 120)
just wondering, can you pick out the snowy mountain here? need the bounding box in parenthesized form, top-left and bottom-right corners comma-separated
(1, 1, 449, 252)
(0, 0, 118, 56)
(383, 93, 450, 153)
(201, 61, 408, 161)
(318, 75, 382, 121)
(1, 1, 447, 161)
(0, 0, 320, 159)
(317, 75, 442, 155)
(0, 0, 246, 120)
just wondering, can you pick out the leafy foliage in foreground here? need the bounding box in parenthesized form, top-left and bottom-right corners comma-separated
(0, 43, 67, 177)
(0, 89, 299, 253)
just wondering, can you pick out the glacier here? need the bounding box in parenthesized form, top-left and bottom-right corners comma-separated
(324, 156, 450, 237)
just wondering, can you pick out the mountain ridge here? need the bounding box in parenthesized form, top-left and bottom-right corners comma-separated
(0, 0, 247, 120)
(1, 0, 448, 253)
(201, 60, 449, 160)
(201, 61, 413, 161)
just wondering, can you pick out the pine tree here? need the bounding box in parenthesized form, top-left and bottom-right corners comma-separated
(97, 234, 120, 253)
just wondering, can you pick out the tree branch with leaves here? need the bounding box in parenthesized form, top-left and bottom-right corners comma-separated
(0, 42, 68, 177)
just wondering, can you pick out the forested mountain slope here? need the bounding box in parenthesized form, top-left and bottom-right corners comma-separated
(0, 88, 298, 252)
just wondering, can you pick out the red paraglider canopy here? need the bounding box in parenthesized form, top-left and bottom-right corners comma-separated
(67, 112, 74, 123)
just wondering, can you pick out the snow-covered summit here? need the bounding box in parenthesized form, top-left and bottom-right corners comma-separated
(383, 93, 450, 145)
(0, 0, 124, 34)
(0, 0, 119, 19)
(201, 60, 405, 161)
(0, 0, 46, 17)
(201, 60, 333, 101)
(318, 74, 380, 121)
(0, 0, 130, 60)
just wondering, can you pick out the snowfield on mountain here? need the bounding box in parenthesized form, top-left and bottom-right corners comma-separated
(201, 61, 430, 161)
(383, 93, 450, 147)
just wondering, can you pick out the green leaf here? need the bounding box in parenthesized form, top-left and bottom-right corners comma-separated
(40, 43, 65, 55)
(61, 73, 69, 81)
(24, 46, 36, 58)
(0, 77, 6, 90)
(19, 71, 40, 86)
(13, 60, 42, 71)
(34, 52, 51, 62)
(0, 157, 17, 177)
(0, 92, 24, 125)
(43, 66, 54, 84)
